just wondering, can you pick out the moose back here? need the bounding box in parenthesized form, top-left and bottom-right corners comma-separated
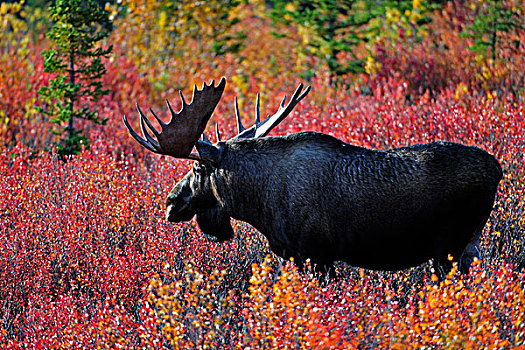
(124, 78, 502, 277)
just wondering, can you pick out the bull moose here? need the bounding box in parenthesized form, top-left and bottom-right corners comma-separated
(124, 77, 502, 278)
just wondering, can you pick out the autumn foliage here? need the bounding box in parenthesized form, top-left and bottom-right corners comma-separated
(1, 0, 525, 348)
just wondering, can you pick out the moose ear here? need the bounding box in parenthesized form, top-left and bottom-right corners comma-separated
(196, 205, 234, 243)
(195, 140, 222, 165)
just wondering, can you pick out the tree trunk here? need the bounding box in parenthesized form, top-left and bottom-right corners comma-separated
(68, 49, 75, 140)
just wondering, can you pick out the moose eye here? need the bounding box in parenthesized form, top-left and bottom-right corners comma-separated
(193, 164, 203, 174)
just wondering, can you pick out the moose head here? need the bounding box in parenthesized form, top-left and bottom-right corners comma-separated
(124, 78, 311, 243)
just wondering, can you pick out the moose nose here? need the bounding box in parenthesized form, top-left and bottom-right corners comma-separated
(165, 197, 192, 222)
(165, 199, 179, 221)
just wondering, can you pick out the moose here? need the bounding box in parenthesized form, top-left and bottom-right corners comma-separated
(124, 77, 502, 278)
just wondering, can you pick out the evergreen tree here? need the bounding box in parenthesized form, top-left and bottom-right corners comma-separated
(37, 0, 112, 157)
(461, 0, 522, 61)
(271, 0, 368, 78)
(269, 0, 437, 81)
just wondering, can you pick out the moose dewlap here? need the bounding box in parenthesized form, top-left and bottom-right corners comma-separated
(124, 77, 502, 278)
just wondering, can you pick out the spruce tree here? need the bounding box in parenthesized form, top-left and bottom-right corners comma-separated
(269, 0, 438, 81)
(37, 0, 112, 157)
(461, 0, 522, 61)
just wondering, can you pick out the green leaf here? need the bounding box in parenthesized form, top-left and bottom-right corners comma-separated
(36, 0, 113, 158)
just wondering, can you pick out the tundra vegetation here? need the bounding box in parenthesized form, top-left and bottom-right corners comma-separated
(1, 0, 525, 348)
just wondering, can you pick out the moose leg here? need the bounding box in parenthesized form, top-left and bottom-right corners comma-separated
(433, 257, 453, 281)
(459, 219, 486, 274)
(319, 263, 337, 279)
(306, 262, 337, 284)
(459, 243, 480, 274)
(289, 256, 336, 283)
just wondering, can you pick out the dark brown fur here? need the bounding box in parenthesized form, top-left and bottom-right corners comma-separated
(166, 132, 502, 276)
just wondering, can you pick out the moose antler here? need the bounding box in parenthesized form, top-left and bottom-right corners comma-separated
(123, 77, 226, 159)
(124, 77, 311, 161)
(232, 83, 311, 139)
